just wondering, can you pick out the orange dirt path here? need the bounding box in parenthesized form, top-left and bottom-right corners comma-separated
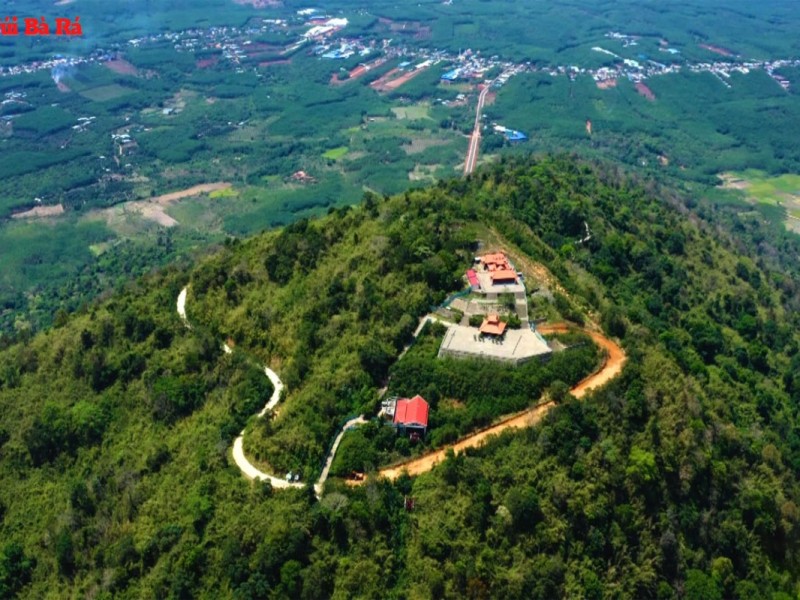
(370, 66, 428, 92)
(151, 182, 231, 204)
(377, 324, 626, 480)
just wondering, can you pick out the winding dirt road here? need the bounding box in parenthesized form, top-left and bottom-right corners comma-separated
(378, 324, 626, 480)
(178, 287, 303, 489)
(179, 286, 368, 495)
(179, 285, 625, 489)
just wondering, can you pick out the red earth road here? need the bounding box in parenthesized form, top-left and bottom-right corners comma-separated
(375, 323, 626, 480)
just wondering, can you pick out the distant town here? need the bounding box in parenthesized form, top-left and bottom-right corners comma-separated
(2, 8, 797, 97)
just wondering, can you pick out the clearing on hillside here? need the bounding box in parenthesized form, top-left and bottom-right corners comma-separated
(719, 171, 800, 233)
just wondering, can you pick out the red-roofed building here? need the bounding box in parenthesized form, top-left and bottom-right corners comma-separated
(290, 170, 316, 183)
(479, 314, 507, 337)
(480, 252, 509, 270)
(466, 268, 480, 290)
(490, 269, 517, 284)
(478, 251, 519, 285)
(393, 395, 429, 436)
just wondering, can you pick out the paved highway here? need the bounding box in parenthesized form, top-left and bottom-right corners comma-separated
(463, 82, 492, 175)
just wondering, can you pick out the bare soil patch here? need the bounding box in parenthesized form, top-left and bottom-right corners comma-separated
(596, 78, 617, 89)
(700, 43, 735, 57)
(105, 59, 138, 76)
(370, 65, 430, 92)
(196, 56, 219, 69)
(718, 173, 749, 190)
(370, 68, 400, 91)
(259, 59, 291, 67)
(11, 204, 65, 220)
(139, 205, 179, 227)
(635, 82, 656, 101)
(151, 183, 231, 204)
(92, 183, 231, 229)
(383, 68, 426, 91)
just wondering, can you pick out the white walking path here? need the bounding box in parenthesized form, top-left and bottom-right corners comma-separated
(176, 287, 190, 328)
(398, 315, 453, 360)
(178, 286, 366, 496)
(314, 415, 367, 496)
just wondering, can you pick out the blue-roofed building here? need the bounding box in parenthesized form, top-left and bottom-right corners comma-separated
(322, 48, 353, 59)
(505, 130, 527, 141)
(441, 68, 460, 81)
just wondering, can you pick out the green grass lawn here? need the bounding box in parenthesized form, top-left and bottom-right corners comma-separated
(209, 187, 239, 199)
(720, 169, 800, 233)
(729, 170, 800, 204)
(322, 146, 349, 160)
(391, 104, 432, 120)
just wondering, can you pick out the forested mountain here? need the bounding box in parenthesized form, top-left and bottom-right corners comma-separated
(1, 156, 800, 598)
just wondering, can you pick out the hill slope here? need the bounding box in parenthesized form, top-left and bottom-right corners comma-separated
(1, 156, 800, 598)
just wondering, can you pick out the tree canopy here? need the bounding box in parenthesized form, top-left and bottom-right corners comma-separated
(1, 155, 800, 598)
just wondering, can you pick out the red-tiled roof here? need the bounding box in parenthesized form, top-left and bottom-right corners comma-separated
(490, 269, 517, 283)
(393, 395, 429, 428)
(479, 314, 507, 336)
(480, 252, 508, 267)
(466, 269, 480, 287)
(480, 252, 516, 278)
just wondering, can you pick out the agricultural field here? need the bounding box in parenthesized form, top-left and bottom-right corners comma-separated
(2, 0, 800, 333)
(347, 0, 800, 62)
(0, 41, 469, 331)
(720, 170, 800, 233)
(487, 70, 800, 181)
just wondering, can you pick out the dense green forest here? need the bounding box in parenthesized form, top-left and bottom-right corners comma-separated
(2, 156, 800, 598)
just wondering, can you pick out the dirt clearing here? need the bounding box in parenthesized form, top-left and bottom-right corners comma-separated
(105, 59, 139, 76)
(371, 66, 429, 93)
(11, 204, 65, 219)
(635, 82, 656, 101)
(90, 182, 231, 229)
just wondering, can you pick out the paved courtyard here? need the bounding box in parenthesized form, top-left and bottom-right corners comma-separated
(438, 324, 552, 364)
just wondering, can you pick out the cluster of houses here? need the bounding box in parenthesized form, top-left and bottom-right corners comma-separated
(72, 116, 96, 133)
(111, 131, 137, 156)
(4, 12, 797, 103)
